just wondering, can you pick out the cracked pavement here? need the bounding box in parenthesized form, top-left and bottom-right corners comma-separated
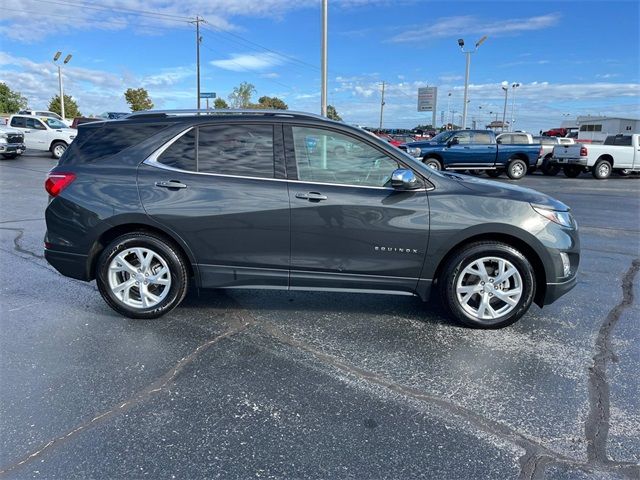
(0, 153, 638, 479)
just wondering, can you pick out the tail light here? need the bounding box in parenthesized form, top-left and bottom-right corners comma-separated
(580, 146, 588, 157)
(45, 172, 76, 197)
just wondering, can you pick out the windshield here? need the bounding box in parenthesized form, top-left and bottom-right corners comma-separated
(43, 118, 67, 129)
(429, 131, 455, 143)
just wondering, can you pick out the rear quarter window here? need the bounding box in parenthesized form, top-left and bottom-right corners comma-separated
(74, 123, 168, 162)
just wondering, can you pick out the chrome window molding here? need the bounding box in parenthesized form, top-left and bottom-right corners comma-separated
(143, 126, 434, 192)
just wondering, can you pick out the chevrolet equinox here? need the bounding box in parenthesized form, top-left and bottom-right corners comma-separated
(44, 110, 579, 328)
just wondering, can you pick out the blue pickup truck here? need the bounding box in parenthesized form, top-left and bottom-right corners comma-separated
(402, 130, 541, 180)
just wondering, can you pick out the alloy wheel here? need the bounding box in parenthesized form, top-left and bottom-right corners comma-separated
(455, 256, 523, 321)
(107, 247, 172, 309)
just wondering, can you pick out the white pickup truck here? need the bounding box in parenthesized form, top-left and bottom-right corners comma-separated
(8, 114, 76, 159)
(551, 134, 640, 179)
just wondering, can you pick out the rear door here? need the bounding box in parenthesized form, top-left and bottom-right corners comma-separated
(284, 124, 430, 294)
(137, 123, 291, 288)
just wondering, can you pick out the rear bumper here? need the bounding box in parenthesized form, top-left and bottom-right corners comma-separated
(543, 274, 578, 305)
(550, 157, 587, 166)
(45, 248, 90, 281)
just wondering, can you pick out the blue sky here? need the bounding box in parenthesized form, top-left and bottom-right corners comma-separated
(1, 0, 639, 132)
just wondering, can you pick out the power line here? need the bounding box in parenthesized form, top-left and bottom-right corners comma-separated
(26, 0, 192, 21)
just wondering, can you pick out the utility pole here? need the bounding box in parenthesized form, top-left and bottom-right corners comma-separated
(320, 0, 328, 116)
(510, 83, 520, 131)
(191, 16, 204, 109)
(379, 81, 386, 130)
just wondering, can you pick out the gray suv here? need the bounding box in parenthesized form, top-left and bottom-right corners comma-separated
(44, 110, 579, 328)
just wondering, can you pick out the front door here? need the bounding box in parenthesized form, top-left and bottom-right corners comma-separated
(10, 117, 49, 150)
(285, 125, 430, 294)
(137, 123, 290, 288)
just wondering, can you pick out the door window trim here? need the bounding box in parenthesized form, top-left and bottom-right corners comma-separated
(283, 123, 432, 190)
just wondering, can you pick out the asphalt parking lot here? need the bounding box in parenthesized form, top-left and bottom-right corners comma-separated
(0, 152, 638, 479)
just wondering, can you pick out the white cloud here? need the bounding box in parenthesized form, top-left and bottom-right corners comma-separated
(210, 52, 285, 72)
(260, 72, 281, 79)
(389, 13, 560, 43)
(0, 53, 196, 115)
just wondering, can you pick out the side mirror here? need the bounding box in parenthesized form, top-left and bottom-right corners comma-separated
(391, 168, 420, 190)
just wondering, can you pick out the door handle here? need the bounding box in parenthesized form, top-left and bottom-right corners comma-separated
(295, 192, 327, 201)
(155, 180, 187, 189)
(24, 130, 31, 133)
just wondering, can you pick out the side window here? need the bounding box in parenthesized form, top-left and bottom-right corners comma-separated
(198, 124, 274, 178)
(157, 129, 196, 171)
(27, 118, 46, 130)
(473, 132, 493, 144)
(291, 126, 399, 187)
(452, 131, 472, 144)
(10, 117, 26, 128)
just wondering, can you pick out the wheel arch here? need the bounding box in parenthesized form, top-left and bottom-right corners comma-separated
(595, 154, 614, 166)
(87, 221, 198, 283)
(429, 230, 549, 308)
(49, 139, 69, 151)
(423, 152, 443, 163)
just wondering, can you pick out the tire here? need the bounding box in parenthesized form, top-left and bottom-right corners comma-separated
(541, 160, 560, 176)
(51, 141, 68, 159)
(439, 241, 536, 329)
(96, 232, 189, 319)
(563, 165, 582, 178)
(592, 159, 612, 179)
(423, 157, 442, 170)
(486, 169, 503, 178)
(618, 169, 630, 177)
(1, 153, 18, 160)
(506, 158, 527, 180)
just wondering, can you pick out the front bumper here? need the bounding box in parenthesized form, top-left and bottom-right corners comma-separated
(543, 274, 578, 305)
(0, 143, 26, 154)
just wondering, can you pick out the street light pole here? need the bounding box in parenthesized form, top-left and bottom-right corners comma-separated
(501, 83, 509, 132)
(53, 52, 72, 120)
(320, 0, 328, 117)
(379, 81, 386, 130)
(446, 92, 452, 128)
(458, 35, 488, 129)
(510, 83, 520, 131)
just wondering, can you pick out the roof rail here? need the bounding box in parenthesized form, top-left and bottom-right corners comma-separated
(126, 109, 330, 121)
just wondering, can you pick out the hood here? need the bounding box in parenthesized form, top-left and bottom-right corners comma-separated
(441, 172, 570, 211)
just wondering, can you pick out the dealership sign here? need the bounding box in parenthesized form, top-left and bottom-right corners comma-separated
(417, 87, 437, 112)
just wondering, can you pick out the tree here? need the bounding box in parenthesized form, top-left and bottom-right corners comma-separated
(254, 96, 288, 110)
(327, 105, 342, 121)
(228, 82, 256, 108)
(0, 83, 27, 113)
(124, 88, 154, 111)
(214, 98, 229, 109)
(48, 94, 81, 118)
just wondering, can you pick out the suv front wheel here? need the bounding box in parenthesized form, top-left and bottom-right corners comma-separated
(96, 232, 189, 319)
(439, 242, 536, 328)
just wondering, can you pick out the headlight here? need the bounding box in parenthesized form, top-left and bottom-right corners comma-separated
(0, 136, 7, 144)
(532, 205, 575, 228)
(406, 147, 422, 157)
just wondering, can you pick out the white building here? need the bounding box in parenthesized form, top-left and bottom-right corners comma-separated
(573, 116, 640, 143)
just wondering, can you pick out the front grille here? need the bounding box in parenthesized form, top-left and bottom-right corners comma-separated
(7, 134, 24, 144)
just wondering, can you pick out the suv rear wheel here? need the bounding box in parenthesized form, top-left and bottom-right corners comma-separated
(96, 232, 189, 319)
(439, 242, 535, 328)
(563, 165, 582, 178)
